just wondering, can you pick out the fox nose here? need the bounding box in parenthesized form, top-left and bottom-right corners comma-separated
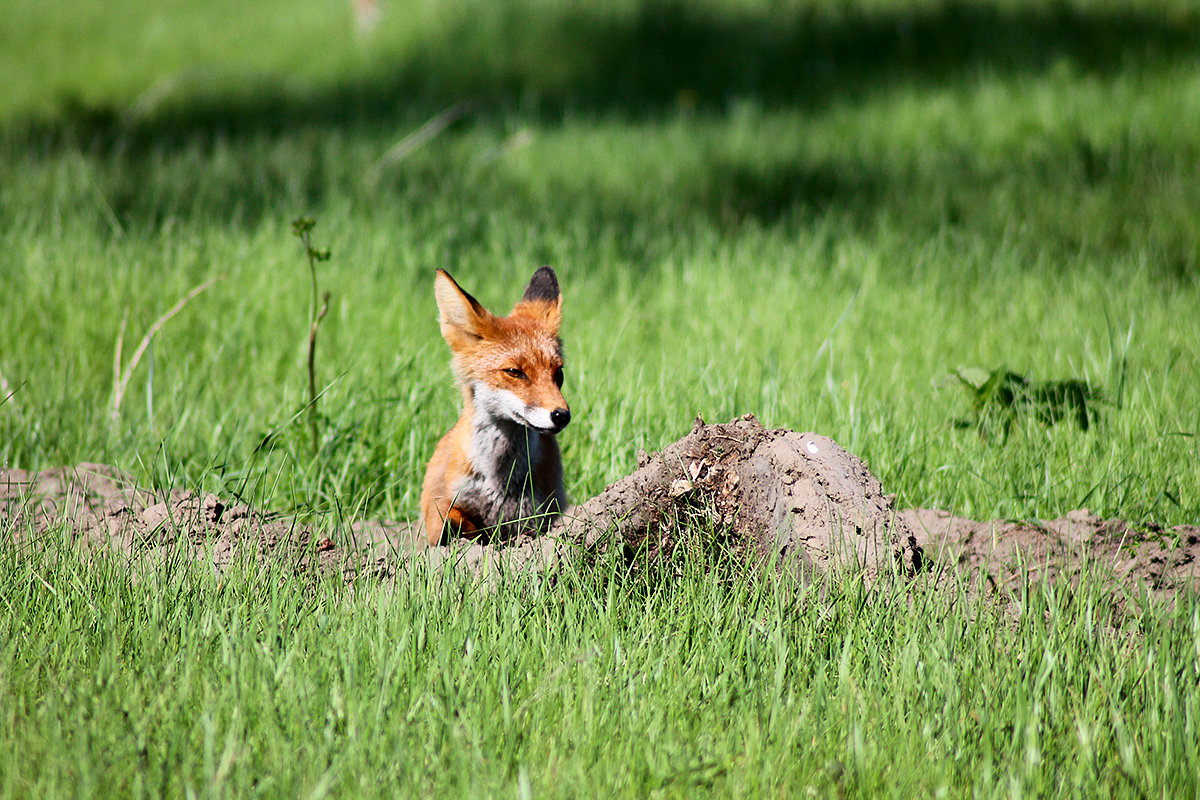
(550, 408, 571, 430)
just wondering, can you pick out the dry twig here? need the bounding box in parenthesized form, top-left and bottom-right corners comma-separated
(111, 276, 221, 421)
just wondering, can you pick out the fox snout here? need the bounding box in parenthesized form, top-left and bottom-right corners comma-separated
(531, 403, 570, 434)
(498, 390, 569, 434)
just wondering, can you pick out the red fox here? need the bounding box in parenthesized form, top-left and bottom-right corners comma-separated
(420, 267, 570, 545)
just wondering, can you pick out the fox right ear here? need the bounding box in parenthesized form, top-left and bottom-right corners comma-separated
(434, 269, 490, 342)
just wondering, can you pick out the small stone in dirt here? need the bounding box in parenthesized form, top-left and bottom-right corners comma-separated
(668, 479, 694, 498)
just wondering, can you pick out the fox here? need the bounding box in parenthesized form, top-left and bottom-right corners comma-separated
(420, 266, 570, 546)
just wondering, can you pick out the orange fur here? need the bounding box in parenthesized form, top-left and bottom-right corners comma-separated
(420, 268, 570, 545)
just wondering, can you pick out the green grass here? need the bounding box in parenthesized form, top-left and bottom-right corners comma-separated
(4, 534, 1198, 799)
(2, 0, 1200, 796)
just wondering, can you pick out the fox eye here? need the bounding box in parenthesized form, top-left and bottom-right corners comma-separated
(553, 367, 564, 387)
(503, 367, 527, 380)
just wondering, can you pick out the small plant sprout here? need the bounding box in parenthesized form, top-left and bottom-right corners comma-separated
(292, 216, 332, 457)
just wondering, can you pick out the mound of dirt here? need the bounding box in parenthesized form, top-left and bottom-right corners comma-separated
(3, 415, 1198, 603)
(560, 414, 922, 580)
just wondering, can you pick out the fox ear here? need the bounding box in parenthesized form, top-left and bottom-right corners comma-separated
(515, 266, 562, 333)
(434, 269, 491, 342)
(522, 266, 560, 304)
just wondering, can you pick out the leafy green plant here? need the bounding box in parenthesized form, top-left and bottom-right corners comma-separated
(954, 367, 1101, 439)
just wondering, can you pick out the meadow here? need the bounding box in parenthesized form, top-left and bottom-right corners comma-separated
(2, 0, 1199, 796)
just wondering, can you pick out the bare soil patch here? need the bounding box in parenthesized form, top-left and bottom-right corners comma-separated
(3, 415, 1197, 602)
(900, 507, 1199, 603)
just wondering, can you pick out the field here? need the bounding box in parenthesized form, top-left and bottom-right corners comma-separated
(2, 0, 1200, 797)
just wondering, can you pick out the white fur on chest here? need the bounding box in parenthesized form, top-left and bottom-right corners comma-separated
(450, 384, 555, 536)
(468, 415, 540, 490)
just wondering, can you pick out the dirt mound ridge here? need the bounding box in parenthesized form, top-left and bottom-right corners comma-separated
(1, 462, 344, 574)
(0, 463, 568, 583)
(3, 416, 1198, 602)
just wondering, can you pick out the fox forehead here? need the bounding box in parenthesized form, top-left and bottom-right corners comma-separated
(453, 317, 563, 373)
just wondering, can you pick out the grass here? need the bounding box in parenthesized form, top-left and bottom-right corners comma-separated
(2, 0, 1199, 796)
(3, 533, 1198, 799)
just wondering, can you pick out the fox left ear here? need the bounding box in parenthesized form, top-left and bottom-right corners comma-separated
(516, 266, 563, 332)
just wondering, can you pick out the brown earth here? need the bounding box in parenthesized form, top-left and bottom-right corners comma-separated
(899, 507, 1200, 603)
(2, 415, 1197, 603)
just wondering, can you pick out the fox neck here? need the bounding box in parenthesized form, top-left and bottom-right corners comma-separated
(461, 383, 543, 488)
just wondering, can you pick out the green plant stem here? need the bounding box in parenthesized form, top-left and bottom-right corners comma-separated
(294, 220, 331, 458)
(308, 286, 329, 457)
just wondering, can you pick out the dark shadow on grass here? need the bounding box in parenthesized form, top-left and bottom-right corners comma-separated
(705, 160, 884, 226)
(5, 1, 1200, 276)
(15, 2, 1200, 149)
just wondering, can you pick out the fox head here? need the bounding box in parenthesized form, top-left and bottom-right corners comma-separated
(434, 267, 570, 434)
